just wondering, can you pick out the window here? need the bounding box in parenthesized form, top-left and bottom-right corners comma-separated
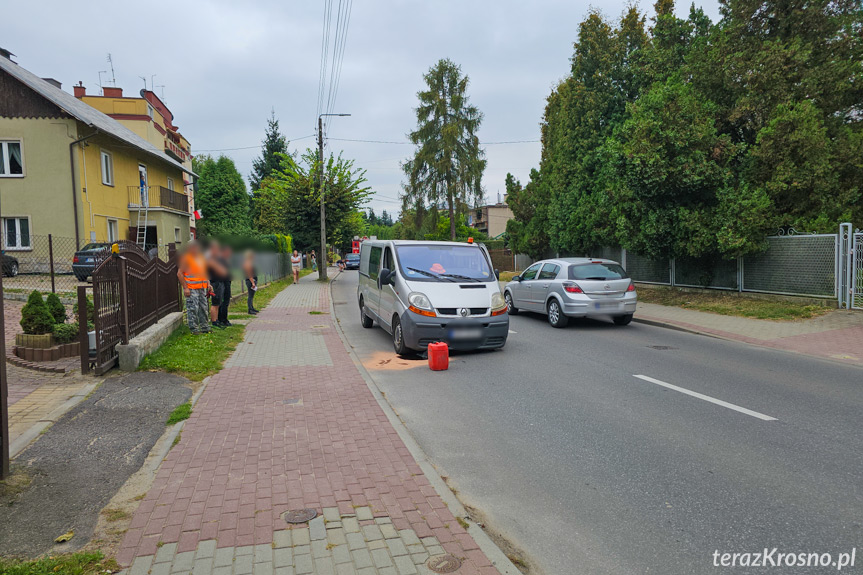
(107, 219, 119, 242)
(368, 246, 382, 280)
(3, 217, 31, 250)
(147, 104, 154, 119)
(167, 177, 174, 191)
(100, 150, 114, 186)
(395, 244, 493, 282)
(521, 263, 542, 281)
(568, 263, 629, 281)
(174, 228, 181, 243)
(538, 263, 560, 280)
(0, 141, 24, 177)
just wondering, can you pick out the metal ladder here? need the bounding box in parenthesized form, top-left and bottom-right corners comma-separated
(136, 185, 149, 248)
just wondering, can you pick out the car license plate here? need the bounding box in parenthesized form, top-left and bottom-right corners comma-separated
(449, 328, 482, 340)
(595, 301, 616, 309)
(85, 257, 93, 263)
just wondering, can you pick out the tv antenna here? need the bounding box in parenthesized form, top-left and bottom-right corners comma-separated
(156, 84, 166, 102)
(97, 70, 108, 91)
(139, 76, 147, 90)
(106, 53, 117, 86)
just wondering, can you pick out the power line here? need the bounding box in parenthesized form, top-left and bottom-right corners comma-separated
(329, 137, 540, 145)
(195, 134, 315, 153)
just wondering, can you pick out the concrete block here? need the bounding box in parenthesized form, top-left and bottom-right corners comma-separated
(118, 312, 183, 371)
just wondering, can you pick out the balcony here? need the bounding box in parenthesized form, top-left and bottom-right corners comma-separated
(128, 186, 190, 214)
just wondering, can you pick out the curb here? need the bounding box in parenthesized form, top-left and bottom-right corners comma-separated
(327, 271, 523, 575)
(632, 316, 719, 338)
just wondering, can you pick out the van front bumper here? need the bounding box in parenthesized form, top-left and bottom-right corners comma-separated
(401, 311, 509, 351)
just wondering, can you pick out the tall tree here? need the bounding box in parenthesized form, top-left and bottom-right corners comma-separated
(403, 59, 487, 240)
(192, 154, 251, 236)
(250, 111, 289, 192)
(255, 150, 371, 250)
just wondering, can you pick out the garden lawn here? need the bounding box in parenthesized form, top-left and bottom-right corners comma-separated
(637, 288, 830, 321)
(138, 324, 245, 381)
(228, 269, 313, 319)
(0, 552, 118, 575)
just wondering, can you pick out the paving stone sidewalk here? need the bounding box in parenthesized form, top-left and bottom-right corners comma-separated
(118, 275, 501, 574)
(635, 302, 863, 365)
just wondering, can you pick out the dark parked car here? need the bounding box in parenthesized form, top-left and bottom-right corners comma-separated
(344, 253, 360, 270)
(72, 242, 112, 281)
(2, 253, 19, 277)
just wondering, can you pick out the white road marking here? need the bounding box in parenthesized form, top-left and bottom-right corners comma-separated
(633, 375, 777, 421)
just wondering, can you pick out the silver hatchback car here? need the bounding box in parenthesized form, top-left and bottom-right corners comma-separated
(503, 258, 637, 327)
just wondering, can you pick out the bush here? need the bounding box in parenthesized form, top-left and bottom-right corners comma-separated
(53, 322, 79, 344)
(73, 296, 94, 325)
(20, 291, 55, 335)
(46, 293, 66, 324)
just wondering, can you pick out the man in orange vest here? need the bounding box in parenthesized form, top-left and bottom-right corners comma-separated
(177, 241, 211, 334)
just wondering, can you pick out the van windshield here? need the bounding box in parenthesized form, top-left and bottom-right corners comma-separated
(395, 245, 493, 282)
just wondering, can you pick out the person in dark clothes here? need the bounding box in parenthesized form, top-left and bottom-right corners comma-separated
(243, 250, 259, 314)
(218, 245, 233, 326)
(206, 240, 226, 329)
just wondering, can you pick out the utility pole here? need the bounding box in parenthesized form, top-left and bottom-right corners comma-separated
(0, 192, 9, 479)
(318, 116, 327, 281)
(317, 113, 351, 282)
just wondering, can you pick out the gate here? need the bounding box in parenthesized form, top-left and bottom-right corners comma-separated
(852, 231, 863, 310)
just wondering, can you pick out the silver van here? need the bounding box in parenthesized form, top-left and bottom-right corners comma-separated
(357, 240, 509, 354)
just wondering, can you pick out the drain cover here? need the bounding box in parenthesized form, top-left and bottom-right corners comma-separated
(648, 345, 677, 350)
(427, 555, 462, 573)
(282, 509, 317, 524)
(280, 398, 301, 405)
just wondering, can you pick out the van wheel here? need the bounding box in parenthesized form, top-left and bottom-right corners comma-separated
(613, 314, 633, 326)
(392, 315, 410, 356)
(505, 291, 518, 315)
(359, 299, 374, 328)
(547, 299, 568, 328)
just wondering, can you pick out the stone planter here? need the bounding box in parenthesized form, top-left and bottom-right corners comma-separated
(15, 333, 54, 349)
(14, 341, 80, 362)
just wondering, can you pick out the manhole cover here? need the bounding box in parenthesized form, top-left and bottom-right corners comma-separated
(647, 345, 678, 350)
(282, 509, 317, 524)
(311, 325, 328, 329)
(427, 555, 462, 573)
(279, 398, 301, 405)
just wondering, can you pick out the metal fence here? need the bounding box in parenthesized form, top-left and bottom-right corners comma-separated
(512, 226, 857, 304)
(81, 242, 181, 374)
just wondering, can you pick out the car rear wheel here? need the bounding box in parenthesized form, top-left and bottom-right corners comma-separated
(359, 299, 374, 328)
(505, 291, 518, 315)
(613, 314, 633, 326)
(547, 299, 568, 328)
(6, 262, 18, 277)
(392, 315, 411, 356)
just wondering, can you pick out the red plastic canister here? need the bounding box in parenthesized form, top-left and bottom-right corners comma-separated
(427, 342, 449, 371)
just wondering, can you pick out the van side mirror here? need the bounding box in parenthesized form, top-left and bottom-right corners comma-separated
(494, 268, 500, 280)
(379, 268, 393, 287)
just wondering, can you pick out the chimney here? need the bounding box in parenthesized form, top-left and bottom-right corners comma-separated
(102, 86, 123, 98)
(0, 47, 15, 62)
(42, 78, 62, 89)
(73, 82, 86, 98)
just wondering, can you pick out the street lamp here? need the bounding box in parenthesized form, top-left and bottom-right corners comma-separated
(318, 113, 351, 281)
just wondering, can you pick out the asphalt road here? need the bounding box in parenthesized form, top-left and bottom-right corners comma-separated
(332, 271, 863, 575)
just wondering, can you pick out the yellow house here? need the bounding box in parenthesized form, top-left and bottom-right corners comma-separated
(77, 85, 197, 238)
(0, 51, 194, 259)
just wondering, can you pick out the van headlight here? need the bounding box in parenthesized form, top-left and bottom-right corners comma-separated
(490, 292, 507, 316)
(408, 292, 436, 317)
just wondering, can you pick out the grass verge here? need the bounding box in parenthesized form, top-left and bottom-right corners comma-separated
(498, 271, 519, 283)
(0, 552, 119, 575)
(637, 288, 830, 320)
(138, 324, 245, 381)
(166, 402, 192, 425)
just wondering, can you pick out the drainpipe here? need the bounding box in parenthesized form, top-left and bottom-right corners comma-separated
(69, 130, 98, 249)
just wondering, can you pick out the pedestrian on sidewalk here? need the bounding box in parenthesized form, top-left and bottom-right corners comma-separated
(207, 240, 228, 329)
(219, 245, 234, 326)
(311, 250, 317, 272)
(243, 250, 259, 314)
(291, 249, 301, 284)
(177, 241, 210, 334)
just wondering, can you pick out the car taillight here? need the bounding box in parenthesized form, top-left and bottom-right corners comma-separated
(627, 282, 636, 292)
(73, 256, 79, 263)
(563, 282, 583, 294)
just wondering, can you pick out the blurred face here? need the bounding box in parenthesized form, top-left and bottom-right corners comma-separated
(293, 250, 298, 256)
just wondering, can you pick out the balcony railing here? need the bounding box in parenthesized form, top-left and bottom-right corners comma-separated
(128, 186, 190, 214)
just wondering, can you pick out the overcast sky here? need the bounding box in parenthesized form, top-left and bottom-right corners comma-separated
(4, 0, 719, 215)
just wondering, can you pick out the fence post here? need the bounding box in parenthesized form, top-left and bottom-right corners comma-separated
(0, 258, 9, 479)
(118, 257, 130, 345)
(48, 234, 56, 294)
(78, 286, 90, 374)
(737, 257, 744, 293)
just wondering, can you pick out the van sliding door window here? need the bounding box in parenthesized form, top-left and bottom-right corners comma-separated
(369, 247, 382, 280)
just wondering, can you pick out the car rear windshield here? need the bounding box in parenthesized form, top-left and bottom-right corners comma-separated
(80, 243, 110, 251)
(569, 262, 629, 280)
(346, 254, 360, 261)
(396, 245, 493, 282)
